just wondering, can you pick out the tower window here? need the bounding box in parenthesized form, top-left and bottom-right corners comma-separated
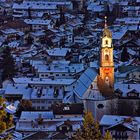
(105, 54, 109, 61)
(105, 40, 108, 45)
(105, 76, 109, 85)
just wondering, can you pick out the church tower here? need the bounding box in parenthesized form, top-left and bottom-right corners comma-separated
(99, 17, 114, 88)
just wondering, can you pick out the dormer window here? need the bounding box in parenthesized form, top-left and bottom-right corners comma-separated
(105, 40, 108, 45)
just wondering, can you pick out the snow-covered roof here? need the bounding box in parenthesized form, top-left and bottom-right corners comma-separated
(4, 84, 31, 99)
(116, 17, 140, 25)
(90, 61, 99, 68)
(13, 2, 56, 10)
(100, 115, 140, 132)
(16, 115, 83, 132)
(47, 48, 70, 57)
(31, 87, 64, 100)
(37, 63, 84, 73)
(24, 19, 51, 25)
(119, 1, 128, 5)
(87, 3, 104, 12)
(1, 28, 18, 34)
(13, 1, 71, 10)
(68, 19, 83, 27)
(112, 26, 127, 40)
(13, 78, 76, 86)
(5, 104, 17, 114)
(8, 41, 20, 48)
(20, 111, 54, 120)
(100, 115, 140, 125)
(114, 83, 140, 97)
(74, 68, 98, 99)
(30, 30, 45, 37)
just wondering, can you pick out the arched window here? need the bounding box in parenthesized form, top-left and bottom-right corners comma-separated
(105, 40, 108, 45)
(105, 76, 109, 85)
(105, 54, 109, 61)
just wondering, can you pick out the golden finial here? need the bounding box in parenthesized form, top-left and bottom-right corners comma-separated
(104, 16, 107, 28)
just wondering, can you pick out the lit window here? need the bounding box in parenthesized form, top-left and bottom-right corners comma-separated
(63, 106, 70, 111)
(105, 54, 109, 61)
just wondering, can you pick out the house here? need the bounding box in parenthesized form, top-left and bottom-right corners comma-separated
(114, 83, 140, 99)
(16, 106, 83, 136)
(0, 28, 24, 42)
(24, 19, 52, 31)
(4, 83, 31, 101)
(52, 103, 84, 119)
(1, 19, 30, 33)
(30, 30, 46, 44)
(10, 77, 76, 110)
(100, 115, 140, 140)
(12, 1, 73, 19)
(115, 66, 140, 83)
(87, 2, 105, 17)
(33, 62, 84, 79)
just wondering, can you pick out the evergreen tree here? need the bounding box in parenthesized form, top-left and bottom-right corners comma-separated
(16, 99, 32, 117)
(71, 0, 79, 11)
(121, 47, 130, 62)
(136, 101, 140, 116)
(55, 18, 60, 27)
(103, 130, 112, 140)
(83, 5, 89, 25)
(59, 7, 66, 25)
(2, 46, 16, 81)
(74, 112, 101, 140)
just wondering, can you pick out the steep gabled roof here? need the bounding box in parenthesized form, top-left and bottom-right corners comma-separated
(74, 68, 98, 99)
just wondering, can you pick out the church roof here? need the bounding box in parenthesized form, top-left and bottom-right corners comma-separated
(103, 16, 112, 38)
(74, 68, 98, 99)
(103, 27, 112, 38)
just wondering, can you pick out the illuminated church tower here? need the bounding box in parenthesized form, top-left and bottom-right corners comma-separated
(99, 17, 114, 88)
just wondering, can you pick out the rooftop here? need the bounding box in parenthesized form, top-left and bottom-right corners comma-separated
(13, 78, 76, 85)
(24, 19, 51, 25)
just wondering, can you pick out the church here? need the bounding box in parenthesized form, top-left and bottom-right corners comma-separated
(65, 17, 116, 120)
(70, 17, 115, 101)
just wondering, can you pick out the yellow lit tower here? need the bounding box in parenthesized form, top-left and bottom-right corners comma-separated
(99, 16, 114, 88)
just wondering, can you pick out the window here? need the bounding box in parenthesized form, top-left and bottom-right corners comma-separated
(37, 100, 40, 103)
(105, 40, 108, 45)
(37, 106, 40, 110)
(63, 106, 70, 111)
(105, 54, 109, 61)
(41, 106, 45, 110)
(48, 101, 52, 104)
(32, 100, 35, 103)
(41, 100, 45, 103)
